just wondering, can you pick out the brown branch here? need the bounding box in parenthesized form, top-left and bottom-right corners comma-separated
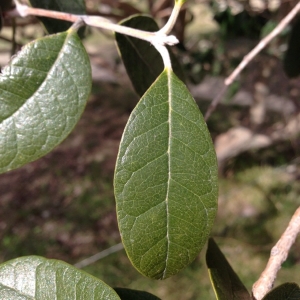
(0, 35, 17, 44)
(225, 2, 300, 86)
(252, 206, 300, 300)
(204, 85, 228, 121)
(205, 1, 300, 121)
(8, 5, 79, 22)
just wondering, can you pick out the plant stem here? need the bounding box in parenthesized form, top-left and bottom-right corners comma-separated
(154, 44, 172, 69)
(158, 1, 182, 35)
(11, 2, 179, 46)
(252, 206, 300, 300)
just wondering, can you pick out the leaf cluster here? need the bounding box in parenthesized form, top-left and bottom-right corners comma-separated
(0, 0, 299, 299)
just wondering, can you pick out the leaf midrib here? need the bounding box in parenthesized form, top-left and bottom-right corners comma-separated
(162, 68, 172, 279)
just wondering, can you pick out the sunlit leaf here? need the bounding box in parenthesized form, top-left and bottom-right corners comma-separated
(284, 17, 300, 78)
(29, 0, 86, 34)
(115, 15, 185, 97)
(206, 238, 251, 300)
(0, 256, 120, 299)
(175, 0, 187, 4)
(0, 29, 91, 174)
(114, 287, 161, 300)
(114, 68, 218, 279)
(262, 283, 300, 300)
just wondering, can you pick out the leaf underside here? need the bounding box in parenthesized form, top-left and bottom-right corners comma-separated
(114, 69, 218, 279)
(0, 30, 91, 174)
(206, 238, 251, 300)
(0, 256, 120, 300)
(262, 282, 300, 300)
(115, 15, 185, 97)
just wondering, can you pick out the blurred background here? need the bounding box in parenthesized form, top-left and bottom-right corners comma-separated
(0, 0, 299, 298)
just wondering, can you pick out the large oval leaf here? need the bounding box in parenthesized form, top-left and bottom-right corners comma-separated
(0, 256, 120, 299)
(0, 29, 91, 174)
(206, 238, 251, 300)
(115, 15, 185, 97)
(114, 288, 161, 300)
(114, 68, 218, 279)
(29, 0, 86, 34)
(262, 283, 300, 300)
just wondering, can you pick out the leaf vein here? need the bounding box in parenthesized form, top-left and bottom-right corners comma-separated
(124, 120, 168, 150)
(124, 151, 166, 175)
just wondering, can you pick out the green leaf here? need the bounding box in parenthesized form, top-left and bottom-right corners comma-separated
(206, 238, 251, 300)
(0, 256, 120, 300)
(175, 0, 187, 4)
(114, 288, 161, 300)
(115, 15, 185, 97)
(262, 283, 300, 300)
(0, 30, 91, 174)
(284, 17, 300, 78)
(114, 68, 218, 279)
(29, 0, 86, 34)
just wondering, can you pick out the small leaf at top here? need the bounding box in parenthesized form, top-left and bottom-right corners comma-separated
(29, 0, 86, 34)
(262, 283, 300, 300)
(0, 256, 120, 299)
(284, 17, 300, 78)
(114, 69, 218, 279)
(0, 29, 91, 174)
(206, 238, 251, 300)
(115, 15, 185, 97)
(114, 287, 161, 300)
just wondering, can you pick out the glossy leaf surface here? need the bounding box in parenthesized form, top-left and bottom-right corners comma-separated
(29, 0, 86, 34)
(0, 30, 91, 174)
(114, 288, 161, 300)
(115, 15, 185, 97)
(0, 256, 120, 299)
(206, 238, 251, 300)
(114, 69, 218, 279)
(262, 283, 300, 300)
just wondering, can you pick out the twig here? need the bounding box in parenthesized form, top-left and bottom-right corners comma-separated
(205, 1, 300, 120)
(158, 1, 182, 35)
(11, 17, 17, 55)
(74, 243, 124, 269)
(204, 85, 228, 121)
(9, 1, 179, 47)
(252, 206, 300, 300)
(0, 34, 20, 47)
